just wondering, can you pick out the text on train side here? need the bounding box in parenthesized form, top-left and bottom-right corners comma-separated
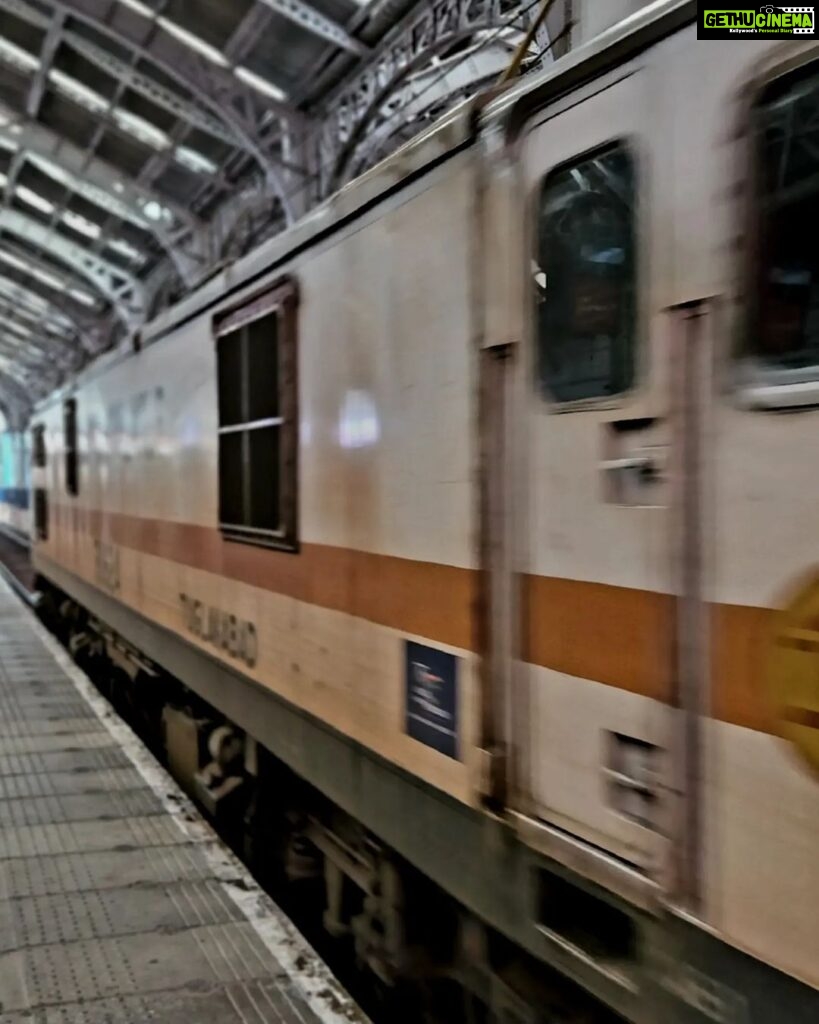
(179, 592, 258, 668)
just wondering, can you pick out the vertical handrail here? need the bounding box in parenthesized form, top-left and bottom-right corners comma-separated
(669, 298, 710, 911)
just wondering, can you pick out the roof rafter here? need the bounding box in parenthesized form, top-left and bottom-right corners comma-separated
(26, 9, 66, 119)
(0, 313, 75, 368)
(0, 235, 99, 305)
(258, 0, 369, 56)
(0, 304, 77, 358)
(51, 0, 303, 213)
(0, 209, 146, 327)
(0, 109, 198, 231)
(134, 1, 288, 215)
(0, 109, 208, 284)
(0, 364, 38, 410)
(0, 247, 103, 344)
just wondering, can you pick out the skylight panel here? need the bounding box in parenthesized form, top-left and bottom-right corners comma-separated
(16, 185, 55, 215)
(62, 210, 102, 240)
(0, 38, 40, 74)
(235, 66, 288, 103)
(157, 17, 229, 65)
(175, 146, 217, 174)
(49, 70, 109, 115)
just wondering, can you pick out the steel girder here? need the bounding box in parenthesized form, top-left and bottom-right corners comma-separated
(0, 252, 104, 348)
(0, 305, 77, 363)
(0, 118, 206, 284)
(342, 40, 514, 181)
(314, 0, 505, 192)
(0, 142, 197, 291)
(0, 209, 146, 327)
(26, 9, 65, 119)
(0, 322, 73, 375)
(51, 0, 307, 212)
(0, 357, 59, 397)
(0, 366, 34, 422)
(0, 276, 71, 330)
(0, 0, 571, 423)
(0, 0, 307, 221)
(0, 112, 197, 231)
(258, 0, 369, 56)
(314, 0, 563, 192)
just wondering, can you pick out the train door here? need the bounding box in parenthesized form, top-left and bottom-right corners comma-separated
(679, 41, 819, 984)
(514, 64, 677, 874)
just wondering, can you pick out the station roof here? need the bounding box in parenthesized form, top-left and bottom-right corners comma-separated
(0, 0, 567, 424)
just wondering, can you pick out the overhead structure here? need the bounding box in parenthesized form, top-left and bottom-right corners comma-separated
(0, 0, 572, 418)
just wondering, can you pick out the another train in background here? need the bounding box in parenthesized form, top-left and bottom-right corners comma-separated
(0, 428, 29, 538)
(2, 2, 818, 1022)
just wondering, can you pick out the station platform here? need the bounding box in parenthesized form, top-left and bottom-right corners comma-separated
(0, 576, 364, 1024)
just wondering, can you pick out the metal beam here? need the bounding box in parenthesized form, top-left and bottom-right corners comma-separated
(0, 0, 305, 219)
(0, 343, 50, 373)
(0, 108, 210, 284)
(314, 0, 545, 193)
(0, 321, 73, 370)
(1, 0, 289, 138)
(27, 10, 66, 119)
(52, 0, 298, 169)
(0, 363, 38, 402)
(61, 30, 240, 148)
(258, 0, 369, 55)
(57, 0, 305, 216)
(0, 236, 101, 306)
(0, 293, 80, 349)
(0, 248, 104, 345)
(0, 375, 31, 427)
(341, 41, 513, 179)
(0, 115, 207, 284)
(223, 3, 277, 64)
(0, 209, 146, 327)
(135, 1, 280, 198)
(0, 108, 197, 231)
(0, 360, 39, 391)
(0, 288, 78, 352)
(2, 149, 25, 210)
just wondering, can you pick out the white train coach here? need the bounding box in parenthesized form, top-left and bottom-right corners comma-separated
(6, 2, 819, 1020)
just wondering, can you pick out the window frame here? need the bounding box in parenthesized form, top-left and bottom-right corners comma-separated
(213, 277, 299, 551)
(529, 136, 641, 412)
(735, 53, 819, 409)
(63, 398, 79, 496)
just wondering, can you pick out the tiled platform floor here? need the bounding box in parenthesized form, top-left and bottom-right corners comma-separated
(0, 577, 362, 1024)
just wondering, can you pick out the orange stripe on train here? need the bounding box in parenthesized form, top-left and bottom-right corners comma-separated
(45, 505, 779, 735)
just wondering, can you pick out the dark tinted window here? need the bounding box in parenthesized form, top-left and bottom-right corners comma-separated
(534, 144, 636, 402)
(64, 399, 78, 496)
(246, 315, 279, 422)
(216, 292, 297, 550)
(248, 425, 280, 531)
(34, 488, 48, 540)
(32, 425, 46, 467)
(216, 333, 244, 427)
(753, 66, 819, 370)
(218, 432, 245, 528)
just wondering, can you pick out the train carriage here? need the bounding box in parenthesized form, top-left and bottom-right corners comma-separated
(16, 2, 819, 1020)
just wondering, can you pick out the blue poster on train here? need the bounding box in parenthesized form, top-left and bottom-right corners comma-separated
(405, 641, 458, 760)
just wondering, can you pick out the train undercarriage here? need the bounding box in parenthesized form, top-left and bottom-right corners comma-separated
(36, 576, 625, 1024)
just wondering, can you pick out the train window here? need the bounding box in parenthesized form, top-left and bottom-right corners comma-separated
(751, 66, 819, 373)
(534, 143, 636, 402)
(32, 424, 46, 467)
(34, 488, 48, 541)
(215, 282, 298, 549)
(64, 398, 79, 496)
